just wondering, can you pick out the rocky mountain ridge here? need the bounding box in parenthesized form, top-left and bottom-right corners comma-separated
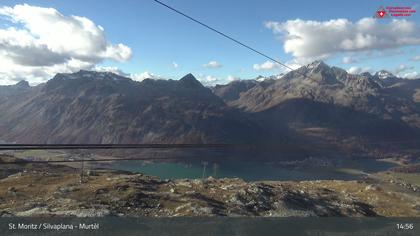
(0, 72, 269, 144)
(212, 61, 420, 136)
(0, 61, 419, 151)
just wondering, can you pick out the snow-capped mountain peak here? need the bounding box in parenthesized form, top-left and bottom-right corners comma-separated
(375, 70, 395, 80)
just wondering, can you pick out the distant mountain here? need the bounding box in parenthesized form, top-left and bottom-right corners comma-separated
(0, 71, 273, 144)
(0, 62, 419, 149)
(212, 61, 420, 140)
(212, 80, 260, 102)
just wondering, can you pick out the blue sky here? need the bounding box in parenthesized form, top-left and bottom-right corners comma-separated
(0, 0, 419, 85)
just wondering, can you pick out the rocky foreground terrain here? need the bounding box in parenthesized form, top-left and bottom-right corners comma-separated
(1, 155, 419, 217)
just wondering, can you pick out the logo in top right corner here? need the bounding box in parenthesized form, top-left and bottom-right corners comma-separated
(374, 5, 416, 18)
(375, 6, 387, 18)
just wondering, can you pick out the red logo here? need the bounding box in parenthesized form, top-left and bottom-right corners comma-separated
(374, 5, 416, 18)
(375, 7, 387, 18)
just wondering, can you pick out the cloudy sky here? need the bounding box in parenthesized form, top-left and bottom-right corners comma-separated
(0, 0, 419, 85)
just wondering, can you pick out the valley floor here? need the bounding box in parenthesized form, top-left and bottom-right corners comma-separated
(0, 155, 419, 217)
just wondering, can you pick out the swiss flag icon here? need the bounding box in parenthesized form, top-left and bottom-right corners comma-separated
(377, 10, 386, 18)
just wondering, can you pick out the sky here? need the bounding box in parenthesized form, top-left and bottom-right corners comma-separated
(0, 0, 419, 85)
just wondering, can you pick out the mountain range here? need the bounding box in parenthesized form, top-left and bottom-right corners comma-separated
(213, 61, 420, 141)
(0, 61, 419, 151)
(0, 71, 271, 144)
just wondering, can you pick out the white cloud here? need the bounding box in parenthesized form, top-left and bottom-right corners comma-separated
(202, 75, 218, 82)
(394, 64, 414, 74)
(253, 60, 301, 72)
(0, 4, 132, 85)
(347, 66, 372, 74)
(342, 56, 357, 64)
(197, 74, 239, 86)
(393, 64, 419, 79)
(130, 71, 164, 82)
(197, 74, 218, 85)
(285, 60, 303, 70)
(93, 66, 128, 76)
(227, 75, 240, 82)
(172, 62, 179, 68)
(401, 71, 419, 79)
(411, 55, 420, 61)
(253, 60, 281, 71)
(265, 18, 420, 61)
(91, 67, 167, 82)
(203, 61, 222, 68)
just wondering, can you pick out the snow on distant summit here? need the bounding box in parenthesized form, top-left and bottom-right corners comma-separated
(375, 70, 395, 80)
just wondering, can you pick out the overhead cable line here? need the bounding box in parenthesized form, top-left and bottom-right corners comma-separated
(0, 143, 240, 150)
(151, 0, 312, 79)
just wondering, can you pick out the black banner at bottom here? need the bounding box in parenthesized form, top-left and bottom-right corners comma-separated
(0, 217, 419, 236)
